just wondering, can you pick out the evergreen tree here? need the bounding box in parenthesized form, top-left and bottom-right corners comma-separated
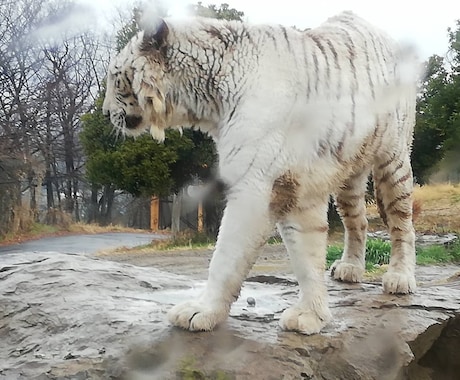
(413, 21, 460, 183)
(80, 3, 241, 226)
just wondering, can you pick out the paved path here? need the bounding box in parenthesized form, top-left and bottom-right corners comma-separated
(0, 232, 164, 257)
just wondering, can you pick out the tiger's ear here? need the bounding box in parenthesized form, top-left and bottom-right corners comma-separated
(141, 19, 169, 53)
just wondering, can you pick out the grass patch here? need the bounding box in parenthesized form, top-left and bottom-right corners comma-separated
(326, 238, 391, 269)
(326, 244, 343, 267)
(366, 183, 460, 234)
(365, 239, 391, 266)
(67, 223, 142, 234)
(412, 184, 460, 233)
(97, 231, 216, 255)
(416, 241, 460, 265)
(327, 238, 460, 268)
(152, 231, 215, 251)
(413, 183, 460, 205)
(0, 222, 59, 244)
(29, 222, 59, 236)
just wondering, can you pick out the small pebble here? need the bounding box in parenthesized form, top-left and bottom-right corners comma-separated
(247, 297, 256, 307)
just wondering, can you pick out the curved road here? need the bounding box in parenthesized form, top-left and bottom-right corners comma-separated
(0, 232, 165, 257)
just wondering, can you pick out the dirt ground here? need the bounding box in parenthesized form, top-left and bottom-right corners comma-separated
(98, 244, 292, 281)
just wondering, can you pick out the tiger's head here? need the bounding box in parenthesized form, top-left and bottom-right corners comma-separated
(103, 20, 178, 142)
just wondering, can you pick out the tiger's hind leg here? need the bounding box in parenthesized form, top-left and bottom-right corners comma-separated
(374, 149, 416, 294)
(330, 171, 369, 283)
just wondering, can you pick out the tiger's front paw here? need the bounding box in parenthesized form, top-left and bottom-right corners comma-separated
(330, 260, 364, 283)
(168, 300, 229, 331)
(279, 305, 332, 335)
(382, 270, 416, 294)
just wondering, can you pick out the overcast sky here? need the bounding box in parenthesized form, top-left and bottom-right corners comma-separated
(80, 0, 460, 60)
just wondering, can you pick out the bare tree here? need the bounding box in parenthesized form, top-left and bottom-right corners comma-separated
(0, 0, 112, 234)
(0, 0, 48, 231)
(38, 36, 95, 219)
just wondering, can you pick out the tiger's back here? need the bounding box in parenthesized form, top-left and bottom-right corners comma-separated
(232, 12, 416, 187)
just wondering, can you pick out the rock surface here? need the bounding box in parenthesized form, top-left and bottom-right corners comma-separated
(1, 247, 459, 380)
(367, 231, 458, 246)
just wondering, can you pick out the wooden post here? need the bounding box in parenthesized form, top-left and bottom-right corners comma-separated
(171, 191, 183, 236)
(150, 196, 159, 231)
(197, 200, 204, 233)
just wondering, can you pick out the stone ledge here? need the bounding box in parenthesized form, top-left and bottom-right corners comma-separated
(0, 252, 459, 379)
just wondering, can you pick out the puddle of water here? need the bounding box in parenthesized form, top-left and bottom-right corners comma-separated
(151, 282, 206, 305)
(231, 282, 291, 321)
(152, 281, 292, 321)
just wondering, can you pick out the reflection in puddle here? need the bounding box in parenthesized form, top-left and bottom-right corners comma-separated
(152, 281, 293, 322)
(151, 281, 206, 305)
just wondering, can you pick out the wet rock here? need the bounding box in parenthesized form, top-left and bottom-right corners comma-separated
(416, 233, 458, 246)
(368, 231, 458, 246)
(0, 250, 459, 379)
(246, 274, 298, 286)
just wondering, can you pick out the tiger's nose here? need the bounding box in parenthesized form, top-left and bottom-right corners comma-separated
(125, 115, 142, 129)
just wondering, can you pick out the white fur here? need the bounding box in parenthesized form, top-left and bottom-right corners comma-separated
(331, 261, 365, 283)
(103, 12, 418, 334)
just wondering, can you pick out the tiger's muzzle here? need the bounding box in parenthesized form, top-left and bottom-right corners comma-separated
(125, 115, 143, 130)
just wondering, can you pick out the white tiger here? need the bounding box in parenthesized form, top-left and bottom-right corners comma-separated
(103, 11, 418, 334)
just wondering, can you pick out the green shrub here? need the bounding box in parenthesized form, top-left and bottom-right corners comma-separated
(365, 239, 391, 265)
(326, 237, 460, 268)
(326, 239, 392, 269)
(416, 240, 460, 265)
(326, 244, 343, 268)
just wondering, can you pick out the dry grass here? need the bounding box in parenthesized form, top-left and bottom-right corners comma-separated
(414, 183, 460, 204)
(367, 183, 460, 234)
(96, 230, 212, 256)
(413, 183, 460, 233)
(67, 223, 143, 234)
(148, 230, 215, 251)
(96, 243, 157, 257)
